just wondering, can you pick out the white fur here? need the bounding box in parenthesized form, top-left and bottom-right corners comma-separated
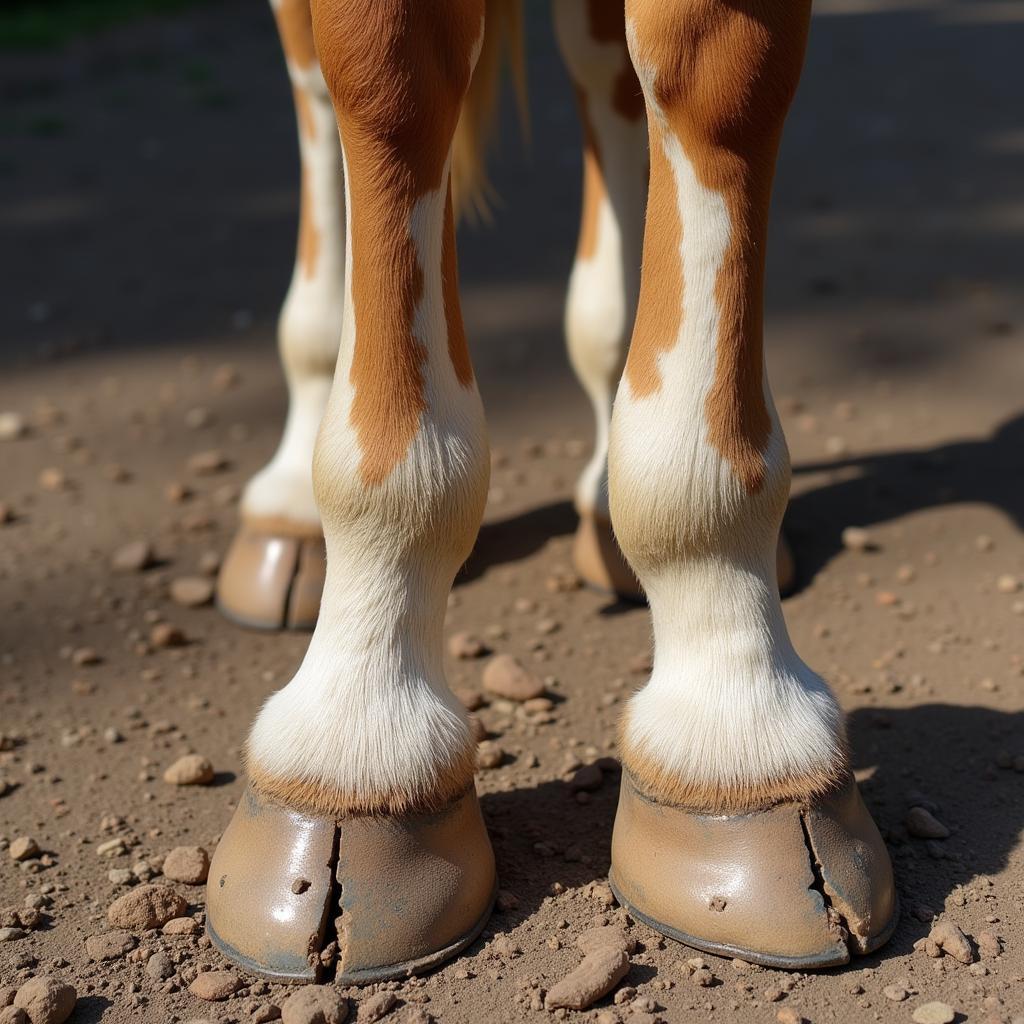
(610, 30, 844, 793)
(248, 153, 487, 800)
(553, 0, 648, 518)
(242, 40, 345, 527)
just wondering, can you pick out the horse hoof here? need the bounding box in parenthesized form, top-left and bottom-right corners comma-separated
(206, 785, 497, 984)
(572, 513, 644, 603)
(609, 772, 898, 969)
(216, 518, 325, 630)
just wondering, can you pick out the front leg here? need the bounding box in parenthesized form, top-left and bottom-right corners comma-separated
(207, 0, 496, 984)
(607, 0, 896, 967)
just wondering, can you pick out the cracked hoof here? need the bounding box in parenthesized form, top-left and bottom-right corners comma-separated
(572, 513, 644, 602)
(216, 518, 325, 630)
(206, 785, 497, 985)
(609, 772, 897, 969)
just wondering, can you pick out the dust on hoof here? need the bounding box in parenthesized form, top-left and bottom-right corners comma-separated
(216, 518, 325, 631)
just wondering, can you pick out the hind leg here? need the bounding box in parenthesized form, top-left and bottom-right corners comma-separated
(553, 0, 648, 599)
(207, 0, 496, 983)
(607, 0, 895, 967)
(217, 0, 343, 630)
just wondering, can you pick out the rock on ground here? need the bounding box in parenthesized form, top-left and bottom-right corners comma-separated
(107, 884, 188, 931)
(13, 977, 77, 1024)
(162, 845, 210, 884)
(925, 919, 974, 963)
(188, 971, 240, 1002)
(356, 992, 397, 1022)
(906, 806, 950, 839)
(163, 754, 214, 785)
(84, 931, 137, 962)
(482, 654, 545, 702)
(281, 985, 349, 1024)
(912, 1002, 955, 1024)
(544, 926, 631, 1010)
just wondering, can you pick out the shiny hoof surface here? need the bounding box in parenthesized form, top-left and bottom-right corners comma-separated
(572, 513, 644, 603)
(216, 518, 325, 631)
(206, 784, 497, 985)
(609, 772, 898, 970)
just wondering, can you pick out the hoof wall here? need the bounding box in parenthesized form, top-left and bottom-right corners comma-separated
(216, 519, 325, 631)
(610, 773, 898, 969)
(572, 513, 644, 603)
(207, 785, 496, 984)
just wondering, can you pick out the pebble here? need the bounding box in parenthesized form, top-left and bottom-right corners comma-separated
(570, 765, 604, 792)
(9, 838, 40, 862)
(841, 526, 876, 551)
(925, 920, 974, 963)
(189, 971, 241, 1002)
(107, 884, 188, 930)
(0, 929, 26, 943)
(883, 983, 908, 1001)
(162, 916, 200, 936)
(447, 632, 488, 659)
(476, 742, 505, 770)
(976, 928, 1002, 958)
(162, 846, 210, 884)
(544, 926, 631, 1010)
(146, 951, 175, 981)
(38, 468, 68, 492)
(163, 755, 214, 786)
(169, 577, 215, 608)
(356, 992, 397, 1022)
(187, 450, 230, 475)
(84, 932, 137, 961)
(151, 623, 187, 649)
(0, 412, 26, 442)
(912, 1001, 955, 1024)
(775, 1011, 804, 1024)
(281, 985, 349, 1024)
(12, 977, 77, 1024)
(906, 807, 950, 839)
(996, 574, 1021, 594)
(112, 541, 154, 573)
(482, 654, 545, 702)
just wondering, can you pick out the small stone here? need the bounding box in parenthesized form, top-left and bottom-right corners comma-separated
(169, 577, 214, 608)
(453, 687, 483, 711)
(912, 1001, 955, 1024)
(906, 807, 950, 839)
(85, 932, 137, 961)
(447, 632, 488, 659)
(0, 413, 26, 442)
(476, 742, 504, 770)
(482, 654, 545, 702)
(163, 846, 210, 884)
(163, 755, 214, 786)
(13, 977, 76, 1024)
(0, 1007, 29, 1024)
(162, 916, 200, 936)
(189, 971, 240, 1002)
(357, 991, 397, 1022)
(925, 919, 973, 964)
(96, 837, 127, 858)
(841, 526, 875, 551)
(996, 574, 1021, 594)
(112, 541, 154, 573)
(187, 450, 230, 475)
(9, 838, 40, 862)
(151, 623, 187, 649)
(0, 929, 26, 942)
(281, 985, 349, 1024)
(545, 928, 630, 1010)
(883, 984, 908, 1002)
(107, 884, 188, 930)
(976, 929, 1001, 958)
(71, 646, 101, 666)
(291, 878, 311, 895)
(776, 1010, 804, 1024)
(146, 951, 175, 981)
(38, 468, 68, 492)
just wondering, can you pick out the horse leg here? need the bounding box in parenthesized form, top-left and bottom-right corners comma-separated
(607, 0, 896, 967)
(217, 0, 343, 630)
(207, 0, 496, 983)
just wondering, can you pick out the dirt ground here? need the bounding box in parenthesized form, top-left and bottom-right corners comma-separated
(1, 1, 1023, 1022)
